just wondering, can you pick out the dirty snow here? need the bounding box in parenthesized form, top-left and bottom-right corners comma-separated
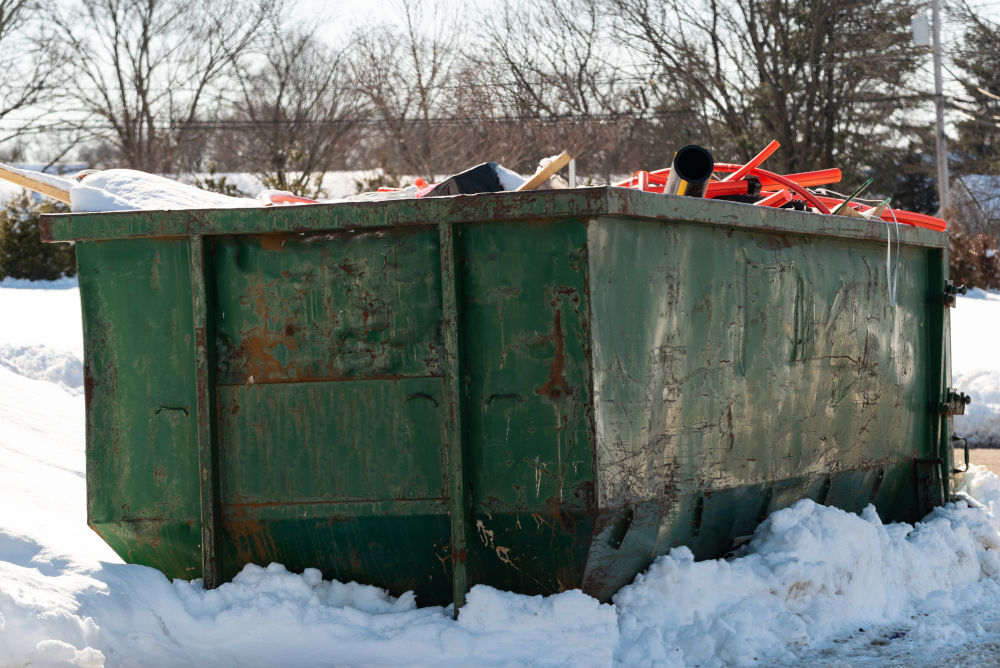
(2, 282, 1000, 666)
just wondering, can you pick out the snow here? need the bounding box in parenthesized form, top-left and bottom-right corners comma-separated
(496, 164, 526, 191)
(0, 277, 83, 395)
(0, 164, 536, 213)
(67, 169, 531, 212)
(2, 283, 1000, 665)
(953, 288, 1000, 446)
(71, 170, 261, 212)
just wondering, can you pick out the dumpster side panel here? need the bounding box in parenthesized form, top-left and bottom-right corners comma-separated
(584, 216, 937, 598)
(77, 238, 203, 578)
(207, 229, 454, 603)
(458, 219, 596, 595)
(211, 230, 444, 384)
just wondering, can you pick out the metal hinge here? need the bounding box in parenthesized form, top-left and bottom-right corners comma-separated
(940, 388, 972, 416)
(943, 280, 968, 308)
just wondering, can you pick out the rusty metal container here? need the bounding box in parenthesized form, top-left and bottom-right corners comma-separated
(42, 188, 955, 607)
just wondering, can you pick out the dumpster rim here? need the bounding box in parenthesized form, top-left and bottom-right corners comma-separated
(40, 186, 947, 250)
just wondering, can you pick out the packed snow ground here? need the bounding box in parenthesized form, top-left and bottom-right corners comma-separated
(2, 282, 1000, 667)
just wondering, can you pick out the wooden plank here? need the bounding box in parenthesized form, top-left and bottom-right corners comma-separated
(0, 163, 72, 203)
(516, 151, 572, 191)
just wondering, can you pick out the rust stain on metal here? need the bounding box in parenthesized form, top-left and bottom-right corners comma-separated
(223, 496, 447, 509)
(536, 310, 571, 399)
(231, 328, 289, 380)
(260, 234, 285, 251)
(83, 367, 96, 405)
(227, 519, 282, 563)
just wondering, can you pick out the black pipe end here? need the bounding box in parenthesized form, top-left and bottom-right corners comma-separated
(673, 145, 715, 184)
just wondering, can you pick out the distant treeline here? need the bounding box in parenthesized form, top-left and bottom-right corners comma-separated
(0, 1, 997, 220)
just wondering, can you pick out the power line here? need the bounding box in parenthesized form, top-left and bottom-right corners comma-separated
(0, 99, 935, 135)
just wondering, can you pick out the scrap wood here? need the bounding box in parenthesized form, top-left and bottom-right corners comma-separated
(0, 163, 71, 204)
(516, 151, 572, 191)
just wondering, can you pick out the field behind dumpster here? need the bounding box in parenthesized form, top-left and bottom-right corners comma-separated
(2, 279, 1000, 667)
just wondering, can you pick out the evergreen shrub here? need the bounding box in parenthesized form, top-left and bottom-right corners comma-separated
(0, 191, 75, 281)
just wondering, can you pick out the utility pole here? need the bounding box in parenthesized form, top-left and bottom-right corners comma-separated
(932, 0, 950, 213)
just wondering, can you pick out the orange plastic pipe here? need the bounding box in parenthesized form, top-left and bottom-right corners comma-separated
(755, 189, 792, 207)
(268, 193, 318, 204)
(705, 180, 750, 197)
(652, 165, 841, 190)
(885, 209, 947, 231)
(755, 168, 842, 189)
(614, 169, 750, 197)
(712, 163, 831, 213)
(722, 140, 780, 182)
(814, 195, 947, 231)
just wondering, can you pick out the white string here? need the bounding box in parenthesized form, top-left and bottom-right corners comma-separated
(834, 193, 901, 307)
(876, 203, 901, 308)
(810, 187, 902, 305)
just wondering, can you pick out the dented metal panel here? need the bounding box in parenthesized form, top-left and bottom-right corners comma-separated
(48, 188, 952, 606)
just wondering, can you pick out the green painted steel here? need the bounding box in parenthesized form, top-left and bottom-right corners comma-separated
(46, 188, 953, 606)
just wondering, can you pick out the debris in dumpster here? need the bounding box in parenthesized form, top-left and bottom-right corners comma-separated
(422, 162, 510, 197)
(0, 141, 948, 232)
(615, 140, 947, 231)
(0, 162, 261, 210)
(515, 151, 572, 191)
(257, 190, 319, 206)
(663, 144, 714, 198)
(830, 177, 874, 215)
(0, 163, 72, 204)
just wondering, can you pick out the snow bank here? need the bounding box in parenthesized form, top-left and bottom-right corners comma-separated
(953, 289, 1000, 446)
(1, 545, 616, 667)
(614, 496, 999, 666)
(0, 343, 83, 394)
(0, 279, 83, 392)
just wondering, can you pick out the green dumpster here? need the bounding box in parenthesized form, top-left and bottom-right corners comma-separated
(42, 187, 955, 607)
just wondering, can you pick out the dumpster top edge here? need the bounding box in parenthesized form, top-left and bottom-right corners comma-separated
(40, 186, 947, 249)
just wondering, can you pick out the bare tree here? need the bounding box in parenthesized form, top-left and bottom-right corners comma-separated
(215, 21, 366, 197)
(351, 1, 468, 178)
(54, 0, 281, 173)
(475, 0, 652, 178)
(0, 1, 69, 155)
(608, 0, 922, 177)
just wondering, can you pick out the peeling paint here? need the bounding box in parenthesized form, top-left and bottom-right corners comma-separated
(475, 519, 495, 548)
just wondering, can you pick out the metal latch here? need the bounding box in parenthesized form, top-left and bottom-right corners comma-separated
(940, 388, 972, 416)
(944, 281, 968, 308)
